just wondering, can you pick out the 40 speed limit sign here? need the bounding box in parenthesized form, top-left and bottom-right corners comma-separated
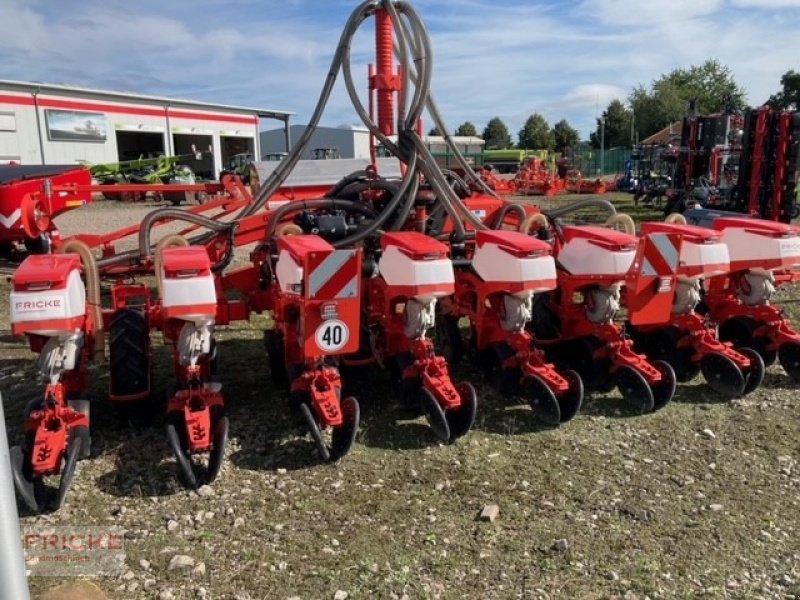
(314, 319, 350, 352)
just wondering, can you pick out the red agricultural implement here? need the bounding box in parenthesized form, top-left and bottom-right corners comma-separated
(4, 0, 797, 514)
(628, 220, 765, 397)
(0, 164, 92, 255)
(527, 211, 679, 411)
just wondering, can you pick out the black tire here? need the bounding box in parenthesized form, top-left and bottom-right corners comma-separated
(109, 309, 151, 399)
(24, 235, 51, 255)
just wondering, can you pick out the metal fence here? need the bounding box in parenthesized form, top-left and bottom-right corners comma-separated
(570, 146, 631, 177)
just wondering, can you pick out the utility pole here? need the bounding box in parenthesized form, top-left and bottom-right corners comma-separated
(600, 117, 606, 176)
(0, 395, 31, 600)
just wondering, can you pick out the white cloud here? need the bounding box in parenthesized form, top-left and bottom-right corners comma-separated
(731, 0, 800, 6)
(578, 0, 723, 26)
(562, 84, 629, 111)
(0, 0, 798, 140)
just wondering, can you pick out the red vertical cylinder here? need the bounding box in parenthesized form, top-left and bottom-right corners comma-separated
(375, 9, 395, 136)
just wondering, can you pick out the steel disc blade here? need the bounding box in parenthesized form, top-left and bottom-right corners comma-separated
(421, 387, 451, 443)
(445, 382, 477, 441)
(616, 366, 655, 413)
(205, 416, 229, 484)
(330, 396, 360, 461)
(650, 360, 676, 410)
(55, 434, 83, 510)
(167, 421, 198, 489)
(557, 370, 584, 423)
(524, 375, 561, 426)
(299, 402, 330, 462)
(10, 445, 39, 513)
(778, 342, 800, 382)
(701, 352, 745, 397)
(739, 347, 765, 395)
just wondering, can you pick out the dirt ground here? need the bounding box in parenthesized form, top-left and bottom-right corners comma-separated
(2, 195, 800, 600)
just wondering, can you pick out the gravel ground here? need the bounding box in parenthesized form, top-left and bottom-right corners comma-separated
(2, 196, 800, 599)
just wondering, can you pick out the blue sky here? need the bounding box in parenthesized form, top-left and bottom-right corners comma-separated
(2, 0, 799, 141)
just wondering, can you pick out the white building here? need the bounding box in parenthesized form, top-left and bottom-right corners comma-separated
(0, 79, 292, 178)
(260, 124, 370, 160)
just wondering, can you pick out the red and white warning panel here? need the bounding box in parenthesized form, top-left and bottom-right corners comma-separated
(641, 222, 729, 279)
(159, 246, 217, 321)
(10, 253, 86, 336)
(626, 232, 683, 326)
(276, 235, 362, 356)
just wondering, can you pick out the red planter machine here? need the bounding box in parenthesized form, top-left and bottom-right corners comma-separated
(6, 1, 800, 513)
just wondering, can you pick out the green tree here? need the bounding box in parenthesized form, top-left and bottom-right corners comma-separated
(629, 59, 747, 140)
(428, 126, 442, 136)
(551, 119, 580, 153)
(590, 100, 633, 148)
(455, 121, 478, 137)
(518, 113, 554, 150)
(482, 117, 512, 149)
(767, 70, 800, 109)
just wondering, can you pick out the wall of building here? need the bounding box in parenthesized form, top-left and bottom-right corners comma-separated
(0, 86, 262, 177)
(260, 124, 371, 160)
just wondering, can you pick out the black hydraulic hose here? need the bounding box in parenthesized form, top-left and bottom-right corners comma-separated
(547, 198, 617, 220)
(138, 208, 234, 260)
(333, 151, 420, 247)
(492, 203, 526, 229)
(389, 172, 420, 230)
(241, 0, 379, 219)
(325, 170, 374, 198)
(441, 169, 471, 197)
(336, 178, 399, 199)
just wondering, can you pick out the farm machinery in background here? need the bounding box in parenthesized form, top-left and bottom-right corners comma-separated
(89, 148, 213, 204)
(479, 154, 612, 198)
(5, 0, 800, 515)
(643, 103, 800, 221)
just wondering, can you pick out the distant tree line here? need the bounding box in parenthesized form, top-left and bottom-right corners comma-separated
(426, 61, 797, 150)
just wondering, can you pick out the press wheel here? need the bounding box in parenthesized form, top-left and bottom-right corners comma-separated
(10, 444, 46, 513)
(205, 407, 229, 484)
(421, 386, 451, 443)
(616, 366, 654, 413)
(700, 352, 745, 397)
(55, 430, 84, 510)
(739, 347, 765, 395)
(557, 370, 584, 423)
(523, 374, 561, 426)
(445, 382, 477, 441)
(330, 396, 360, 461)
(299, 401, 331, 462)
(650, 360, 676, 410)
(167, 413, 199, 489)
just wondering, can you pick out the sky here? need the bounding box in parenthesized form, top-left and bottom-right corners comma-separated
(1, 0, 799, 141)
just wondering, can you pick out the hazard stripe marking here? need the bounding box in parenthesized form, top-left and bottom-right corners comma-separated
(309, 250, 355, 297)
(336, 275, 358, 299)
(650, 233, 680, 271)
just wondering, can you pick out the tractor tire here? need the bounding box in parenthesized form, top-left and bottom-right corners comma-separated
(109, 309, 151, 400)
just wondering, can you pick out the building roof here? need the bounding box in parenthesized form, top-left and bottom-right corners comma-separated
(0, 79, 293, 121)
(640, 121, 683, 146)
